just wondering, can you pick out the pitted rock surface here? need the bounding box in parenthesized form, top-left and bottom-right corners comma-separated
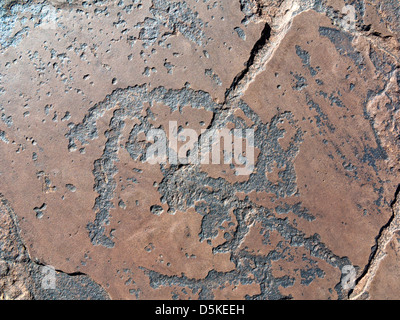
(0, 0, 399, 299)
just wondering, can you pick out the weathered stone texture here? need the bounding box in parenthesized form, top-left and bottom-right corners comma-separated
(0, 0, 399, 299)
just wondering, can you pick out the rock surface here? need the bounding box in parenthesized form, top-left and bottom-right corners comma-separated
(0, 0, 399, 299)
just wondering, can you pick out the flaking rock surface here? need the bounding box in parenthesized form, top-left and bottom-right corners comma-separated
(0, 0, 399, 299)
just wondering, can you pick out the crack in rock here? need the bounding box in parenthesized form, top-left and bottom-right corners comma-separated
(350, 185, 400, 300)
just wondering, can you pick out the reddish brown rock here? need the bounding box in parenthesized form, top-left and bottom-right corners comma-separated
(0, 0, 399, 300)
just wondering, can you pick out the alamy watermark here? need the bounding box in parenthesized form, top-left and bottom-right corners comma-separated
(340, 5, 356, 31)
(341, 265, 356, 290)
(145, 121, 255, 176)
(41, 265, 56, 290)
